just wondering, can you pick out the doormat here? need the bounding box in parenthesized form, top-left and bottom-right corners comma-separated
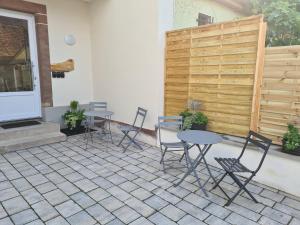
(61, 126, 96, 136)
(1, 120, 41, 129)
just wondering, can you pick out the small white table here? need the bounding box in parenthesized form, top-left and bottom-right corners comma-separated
(84, 110, 114, 145)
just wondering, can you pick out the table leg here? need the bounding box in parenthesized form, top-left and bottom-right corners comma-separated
(107, 115, 114, 144)
(174, 143, 208, 197)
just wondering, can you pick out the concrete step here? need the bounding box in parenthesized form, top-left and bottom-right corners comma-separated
(0, 122, 66, 153)
(0, 122, 60, 141)
(0, 131, 66, 153)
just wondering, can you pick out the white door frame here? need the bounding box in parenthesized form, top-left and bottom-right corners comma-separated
(0, 9, 42, 121)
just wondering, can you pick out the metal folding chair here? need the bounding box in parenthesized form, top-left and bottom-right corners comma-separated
(89, 102, 107, 129)
(212, 130, 272, 206)
(117, 107, 147, 152)
(157, 116, 187, 172)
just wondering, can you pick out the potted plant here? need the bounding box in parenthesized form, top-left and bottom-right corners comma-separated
(282, 124, 300, 156)
(63, 100, 86, 131)
(180, 110, 208, 130)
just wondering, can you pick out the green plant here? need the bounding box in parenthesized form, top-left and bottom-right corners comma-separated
(251, 0, 300, 46)
(283, 124, 300, 151)
(181, 111, 208, 130)
(63, 100, 86, 130)
(179, 110, 193, 120)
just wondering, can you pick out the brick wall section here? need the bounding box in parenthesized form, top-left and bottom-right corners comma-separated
(0, 0, 53, 107)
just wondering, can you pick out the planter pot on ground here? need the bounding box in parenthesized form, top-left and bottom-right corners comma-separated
(282, 140, 300, 156)
(191, 123, 207, 130)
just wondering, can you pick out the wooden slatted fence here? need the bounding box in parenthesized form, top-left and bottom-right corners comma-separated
(165, 15, 266, 137)
(258, 46, 300, 144)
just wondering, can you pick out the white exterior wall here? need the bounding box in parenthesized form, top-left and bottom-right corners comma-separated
(89, 0, 174, 130)
(30, 0, 94, 107)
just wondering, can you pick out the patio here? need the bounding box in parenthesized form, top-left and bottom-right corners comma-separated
(0, 134, 299, 225)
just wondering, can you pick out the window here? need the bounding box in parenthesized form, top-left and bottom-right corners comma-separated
(197, 13, 214, 26)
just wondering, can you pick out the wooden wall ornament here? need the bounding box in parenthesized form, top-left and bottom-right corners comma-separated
(51, 59, 74, 78)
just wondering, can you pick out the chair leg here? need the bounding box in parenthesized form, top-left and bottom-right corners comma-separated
(117, 131, 127, 147)
(225, 173, 257, 206)
(179, 152, 185, 162)
(160, 147, 167, 164)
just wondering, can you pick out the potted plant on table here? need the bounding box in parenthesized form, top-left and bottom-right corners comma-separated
(282, 124, 300, 156)
(63, 100, 86, 132)
(180, 110, 208, 130)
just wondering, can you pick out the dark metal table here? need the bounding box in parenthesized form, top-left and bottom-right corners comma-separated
(84, 110, 114, 144)
(174, 130, 223, 196)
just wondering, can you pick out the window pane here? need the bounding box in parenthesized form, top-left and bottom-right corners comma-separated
(0, 15, 33, 92)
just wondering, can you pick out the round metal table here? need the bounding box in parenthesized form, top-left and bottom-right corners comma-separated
(84, 110, 114, 145)
(175, 130, 223, 196)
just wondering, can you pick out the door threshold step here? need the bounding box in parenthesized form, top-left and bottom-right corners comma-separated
(0, 132, 66, 153)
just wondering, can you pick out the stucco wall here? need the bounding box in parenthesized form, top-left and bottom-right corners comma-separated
(174, 0, 244, 29)
(29, 0, 93, 107)
(89, 0, 174, 130)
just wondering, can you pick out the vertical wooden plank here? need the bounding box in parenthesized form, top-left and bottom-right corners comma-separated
(250, 21, 267, 132)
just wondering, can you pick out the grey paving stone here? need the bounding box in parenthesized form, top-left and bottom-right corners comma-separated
(274, 202, 300, 219)
(21, 188, 44, 205)
(119, 181, 139, 192)
(100, 196, 125, 212)
(0, 217, 14, 225)
(204, 203, 231, 219)
(106, 218, 125, 225)
(67, 211, 97, 225)
(0, 205, 7, 219)
(125, 197, 155, 217)
(131, 187, 152, 201)
(70, 192, 96, 209)
(36, 182, 57, 194)
(43, 189, 69, 205)
(65, 172, 84, 182)
(160, 204, 186, 222)
(107, 186, 132, 201)
(32, 200, 59, 221)
(226, 212, 261, 225)
(0, 181, 12, 191)
(129, 217, 154, 225)
(205, 215, 231, 225)
(167, 186, 190, 199)
(57, 181, 80, 195)
(153, 188, 181, 205)
(290, 218, 300, 225)
(11, 209, 38, 225)
(45, 216, 70, 225)
(226, 203, 261, 221)
(11, 178, 32, 192)
(27, 174, 48, 186)
(74, 179, 98, 192)
(25, 219, 44, 225)
(133, 178, 157, 191)
(145, 195, 169, 210)
(2, 196, 30, 215)
(258, 216, 283, 225)
(113, 206, 140, 224)
(261, 207, 292, 224)
(55, 200, 82, 217)
(88, 187, 111, 201)
(178, 215, 206, 225)
(260, 189, 284, 202)
(0, 187, 19, 201)
(86, 204, 115, 224)
(176, 200, 210, 221)
(45, 172, 66, 184)
(184, 193, 211, 209)
(92, 177, 114, 189)
(148, 212, 177, 225)
(106, 174, 128, 185)
(282, 197, 300, 211)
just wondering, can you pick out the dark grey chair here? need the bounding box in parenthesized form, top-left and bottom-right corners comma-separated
(89, 102, 107, 128)
(117, 107, 147, 152)
(157, 116, 187, 172)
(212, 131, 272, 206)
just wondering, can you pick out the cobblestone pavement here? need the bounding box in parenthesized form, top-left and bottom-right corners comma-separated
(0, 134, 299, 225)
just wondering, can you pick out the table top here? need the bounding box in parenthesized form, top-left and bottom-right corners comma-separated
(84, 110, 114, 117)
(177, 130, 223, 145)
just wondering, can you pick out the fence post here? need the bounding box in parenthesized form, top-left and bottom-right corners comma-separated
(250, 20, 267, 132)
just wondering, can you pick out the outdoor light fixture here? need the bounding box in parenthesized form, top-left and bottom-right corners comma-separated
(64, 34, 76, 46)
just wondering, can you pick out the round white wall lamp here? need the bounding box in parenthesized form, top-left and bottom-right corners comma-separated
(64, 34, 76, 46)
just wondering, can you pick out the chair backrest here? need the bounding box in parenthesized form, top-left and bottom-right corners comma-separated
(157, 116, 183, 144)
(132, 107, 147, 130)
(238, 130, 272, 173)
(89, 102, 107, 111)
